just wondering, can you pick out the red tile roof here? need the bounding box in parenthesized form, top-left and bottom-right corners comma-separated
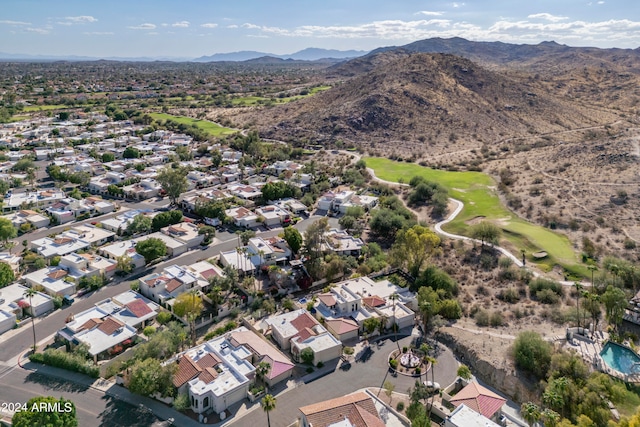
(318, 293, 337, 307)
(299, 392, 384, 427)
(200, 269, 219, 280)
(197, 367, 218, 384)
(165, 279, 183, 293)
(80, 317, 103, 331)
(125, 299, 153, 318)
(325, 318, 359, 335)
(290, 312, 318, 333)
(97, 317, 125, 335)
(173, 355, 201, 388)
(450, 381, 506, 419)
(362, 295, 386, 308)
(47, 269, 68, 280)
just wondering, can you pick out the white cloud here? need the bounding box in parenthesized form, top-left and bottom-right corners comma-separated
(241, 23, 261, 29)
(128, 23, 156, 30)
(415, 11, 444, 16)
(227, 24, 239, 29)
(25, 27, 50, 34)
(0, 20, 31, 26)
(65, 16, 98, 23)
(528, 13, 569, 22)
(598, 1, 605, 3)
(172, 21, 190, 28)
(452, 2, 465, 8)
(201, 23, 218, 28)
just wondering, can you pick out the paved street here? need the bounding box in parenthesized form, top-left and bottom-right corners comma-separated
(0, 366, 162, 427)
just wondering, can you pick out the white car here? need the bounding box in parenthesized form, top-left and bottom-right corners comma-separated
(423, 381, 441, 390)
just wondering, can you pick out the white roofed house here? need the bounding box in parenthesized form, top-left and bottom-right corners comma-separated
(31, 235, 90, 259)
(161, 222, 204, 249)
(95, 290, 160, 331)
(123, 178, 161, 200)
(227, 183, 262, 201)
(322, 228, 364, 256)
(98, 239, 146, 270)
(255, 205, 291, 227)
(225, 206, 259, 229)
(138, 264, 207, 307)
(5, 209, 50, 229)
(23, 267, 77, 297)
(262, 309, 342, 365)
(0, 283, 54, 330)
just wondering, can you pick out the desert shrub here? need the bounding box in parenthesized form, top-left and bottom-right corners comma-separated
(389, 359, 399, 369)
(498, 287, 520, 303)
(156, 311, 172, 325)
(490, 311, 505, 327)
(475, 309, 490, 326)
(498, 266, 519, 281)
(498, 257, 513, 269)
(438, 299, 462, 320)
(173, 393, 190, 412)
(529, 278, 564, 297)
(536, 289, 560, 304)
(396, 402, 405, 412)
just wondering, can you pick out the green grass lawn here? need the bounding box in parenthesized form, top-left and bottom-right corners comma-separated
(22, 104, 69, 112)
(148, 113, 237, 137)
(364, 157, 586, 277)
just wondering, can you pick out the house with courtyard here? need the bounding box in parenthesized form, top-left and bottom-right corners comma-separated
(225, 206, 259, 229)
(98, 239, 146, 270)
(23, 267, 77, 297)
(254, 205, 291, 227)
(138, 264, 208, 307)
(322, 228, 364, 256)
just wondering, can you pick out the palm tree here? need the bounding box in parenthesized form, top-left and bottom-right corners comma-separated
(426, 354, 437, 418)
(574, 282, 583, 328)
(261, 394, 276, 427)
(389, 293, 401, 354)
(521, 402, 540, 427)
(256, 361, 271, 390)
(541, 408, 560, 427)
(23, 287, 38, 351)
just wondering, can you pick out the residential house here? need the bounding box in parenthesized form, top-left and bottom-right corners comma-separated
(31, 235, 90, 258)
(181, 189, 231, 214)
(226, 183, 261, 201)
(98, 239, 146, 270)
(299, 391, 385, 427)
(322, 228, 364, 256)
(23, 267, 77, 297)
(445, 381, 507, 424)
(255, 205, 291, 227)
(262, 309, 342, 365)
(445, 404, 502, 427)
(317, 190, 378, 213)
(0, 309, 16, 336)
(137, 232, 187, 257)
(0, 252, 22, 275)
(82, 197, 116, 214)
(161, 222, 204, 249)
(94, 290, 160, 330)
(88, 171, 126, 195)
(227, 326, 295, 387)
(60, 224, 115, 247)
(5, 209, 50, 229)
(0, 283, 54, 320)
(225, 207, 259, 229)
(323, 317, 360, 343)
(2, 189, 66, 212)
(138, 264, 208, 307)
(270, 198, 307, 215)
(123, 179, 161, 200)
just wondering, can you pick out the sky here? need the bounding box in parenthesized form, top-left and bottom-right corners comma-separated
(1, 0, 639, 58)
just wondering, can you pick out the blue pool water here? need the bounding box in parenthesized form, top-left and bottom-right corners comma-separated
(600, 342, 640, 374)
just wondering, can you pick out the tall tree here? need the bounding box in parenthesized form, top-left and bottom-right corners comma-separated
(0, 217, 17, 246)
(126, 214, 152, 235)
(156, 166, 188, 206)
(261, 394, 276, 427)
(283, 227, 303, 255)
(601, 285, 628, 332)
(256, 361, 271, 389)
(303, 217, 329, 262)
(389, 293, 401, 353)
(390, 225, 440, 277)
(173, 290, 203, 345)
(521, 402, 541, 427)
(23, 287, 38, 351)
(0, 261, 15, 288)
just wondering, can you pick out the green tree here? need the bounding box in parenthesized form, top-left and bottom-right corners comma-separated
(0, 261, 15, 287)
(173, 290, 203, 345)
(156, 311, 173, 325)
(156, 166, 188, 206)
(116, 254, 134, 274)
(261, 394, 276, 427)
(300, 347, 314, 365)
(123, 146, 140, 159)
(135, 238, 167, 264)
(261, 181, 296, 201)
(362, 317, 379, 335)
(12, 396, 77, 427)
(457, 364, 472, 380)
(601, 285, 628, 332)
(195, 200, 226, 222)
(256, 361, 271, 388)
(175, 145, 193, 161)
(24, 287, 38, 351)
(521, 402, 541, 427)
(390, 225, 440, 277)
(101, 152, 115, 162)
(126, 214, 152, 235)
(12, 157, 34, 172)
(198, 225, 216, 244)
(128, 358, 176, 397)
(283, 227, 303, 255)
(512, 331, 552, 380)
(151, 210, 183, 231)
(0, 217, 17, 245)
(471, 221, 501, 248)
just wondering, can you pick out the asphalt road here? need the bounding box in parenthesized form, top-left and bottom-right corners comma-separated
(0, 367, 161, 427)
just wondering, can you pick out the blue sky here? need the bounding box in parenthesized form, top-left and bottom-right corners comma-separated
(1, 0, 638, 58)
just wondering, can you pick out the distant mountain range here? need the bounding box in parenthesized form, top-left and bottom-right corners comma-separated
(0, 47, 367, 63)
(193, 48, 368, 62)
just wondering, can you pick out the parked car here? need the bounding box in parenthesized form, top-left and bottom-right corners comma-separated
(62, 295, 75, 305)
(423, 381, 441, 391)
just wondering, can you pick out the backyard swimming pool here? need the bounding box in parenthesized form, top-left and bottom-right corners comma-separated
(600, 341, 640, 375)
